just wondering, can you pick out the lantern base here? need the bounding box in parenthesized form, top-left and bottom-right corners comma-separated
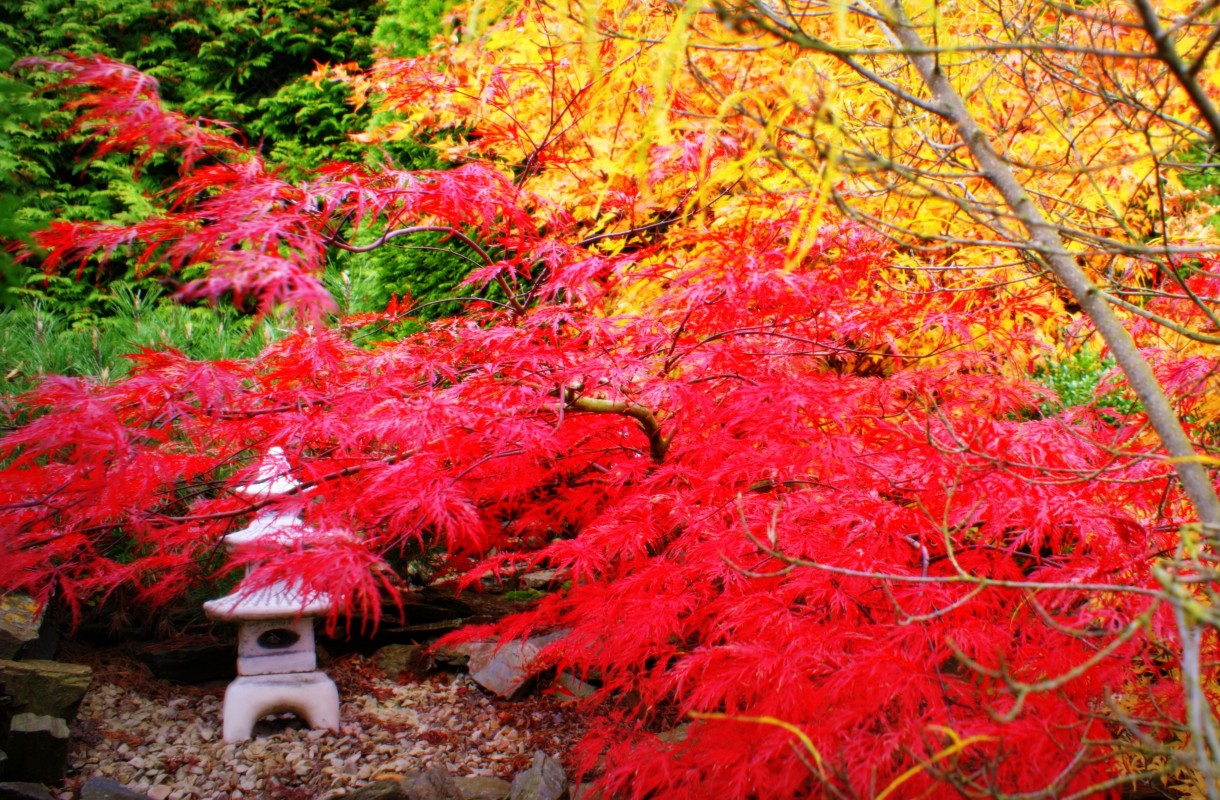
(220, 671, 340, 742)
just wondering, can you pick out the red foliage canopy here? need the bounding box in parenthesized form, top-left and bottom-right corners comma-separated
(1, 56, 1210, 797)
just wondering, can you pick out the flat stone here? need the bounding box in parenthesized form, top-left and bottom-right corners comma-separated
(0, 783, 56, 800)
(339, 765, 464, 800)
(431, 644, 470, 668)
(0, 660, 91, 719)
(656, 723, 689, 744)
(462, 641, 541, 699)
(553, 673, 596, 705)
(3, 713, 70, 784)
(509, 752, 568, 800)
(529, 630, 570, 647)
(334, 779, 409, 800)
(400, 762, 463, 800)
(0, 596, 45, 660)
(374, 644, 430, 682)
(79, 777, 153, 800)
(454, 776, 512, 800)
(520, 571, 560, 591)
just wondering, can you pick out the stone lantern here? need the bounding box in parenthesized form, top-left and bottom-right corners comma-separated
(204, 447, 341, 742)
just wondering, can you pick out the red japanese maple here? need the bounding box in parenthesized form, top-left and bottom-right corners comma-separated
(1, 56, 1207, 797)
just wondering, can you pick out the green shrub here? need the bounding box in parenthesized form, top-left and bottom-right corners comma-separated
(1035, 348, 1140, 415)
(374, 0, 458, 57)
(1, 0, 479, 384)
(1, 0, 384, 316)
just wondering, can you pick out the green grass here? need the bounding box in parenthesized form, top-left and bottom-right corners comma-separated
(0, 283, 280, 393)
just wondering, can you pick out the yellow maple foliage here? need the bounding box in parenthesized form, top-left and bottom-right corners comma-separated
(338, 0, 1220, 380)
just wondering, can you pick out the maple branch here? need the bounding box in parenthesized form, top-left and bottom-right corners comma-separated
(1130, 0, 1220, 149)
(858, 4, 1220, 785)
(576, 181, 741, 248)
(866, 0, 1220, 538)
(730, 509, 1164, 596)
(947, 608, 1154, 723)
(558, 387, 670, 463)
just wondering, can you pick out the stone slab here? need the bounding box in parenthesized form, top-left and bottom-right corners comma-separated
(0, 784, 56, 800)
(0, 596, 45, 661)
(0, 660, 91, 720)
(79, 777, 153, 800)
(462, 641, 541, 699)
(455, 776, 511, 800)
(374, 644, 431, 682)
(399, 763, 463, 800)
(553, 672, 596, 705)
(520, 571, 560, 591)
(509, 752, 568, 800)
(4, 713, 69, 784)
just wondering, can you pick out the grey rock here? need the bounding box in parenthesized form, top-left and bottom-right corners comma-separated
(0, 596, 45, 661)
(462, 641, 541, 699)
(553, 672, 596, 705)
(520, 571, 560, 591)
(3, 714, 69, 785)
(509, 752, 568, 800)
(0, 783, 55, 800)
(529, 630, 570, 647)
(79, 777, 153, 800)
(339, 781, 411, 800)
(656, 723, 689, 744)
(454, 775, 512, 800)
(0, 660, 91, 720)
(431, 643, 470, 668)
(569, 784, 600, 800)
(374, 644, 430, 682)
(400, 762, 463, 800)
(460, 631, 570, 699)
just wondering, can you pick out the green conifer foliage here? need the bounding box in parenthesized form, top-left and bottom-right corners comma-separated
(0, 0, 474, 389)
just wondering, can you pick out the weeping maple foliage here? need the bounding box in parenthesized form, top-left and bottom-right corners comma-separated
(2, 31, 1218, 800)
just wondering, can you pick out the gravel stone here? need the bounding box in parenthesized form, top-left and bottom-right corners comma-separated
(61, 655, 588, 800)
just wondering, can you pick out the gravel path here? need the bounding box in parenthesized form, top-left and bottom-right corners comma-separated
(60, 653, 589, 800)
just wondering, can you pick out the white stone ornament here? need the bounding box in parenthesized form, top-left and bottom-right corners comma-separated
(216, 673, 340, 744)
(204, 447, 341, 742)
(236, 446, 300, 499)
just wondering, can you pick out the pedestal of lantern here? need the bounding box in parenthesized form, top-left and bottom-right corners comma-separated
(205, 581, 339, 742)
(203, 448, 341, 743)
